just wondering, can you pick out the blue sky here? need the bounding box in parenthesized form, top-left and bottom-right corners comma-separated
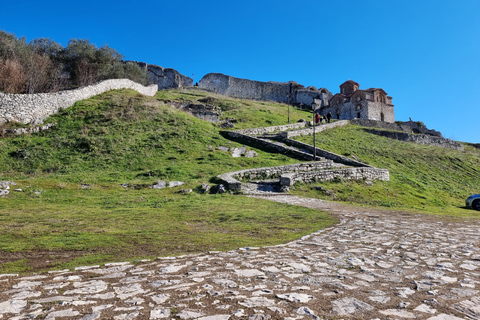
(1, 0, 479, 143)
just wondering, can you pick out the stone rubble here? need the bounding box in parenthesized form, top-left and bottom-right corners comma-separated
(0, 195, 479, 319)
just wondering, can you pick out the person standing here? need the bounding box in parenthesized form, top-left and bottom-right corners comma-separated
(326, 112, 332, 123)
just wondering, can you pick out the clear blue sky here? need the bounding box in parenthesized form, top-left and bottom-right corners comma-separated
(1, 0, 479, 143)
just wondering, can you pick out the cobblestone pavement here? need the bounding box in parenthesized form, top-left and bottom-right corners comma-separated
(1, 195, 479, 319)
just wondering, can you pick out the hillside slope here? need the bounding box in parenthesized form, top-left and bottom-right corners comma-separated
(0, 88, 478, 273)
(293, 125, 480, 214)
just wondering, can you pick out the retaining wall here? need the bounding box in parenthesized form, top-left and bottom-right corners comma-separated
(280, 167, 390, 186)
(363, 129, 463, 150)
(233, 122, 307, 136)
(283, 138, 370, 167)
(224, 131, 318, 161)
(217, 161, 334, 192)
(0, 79, 158, 125)
(282, 120, 350, 138)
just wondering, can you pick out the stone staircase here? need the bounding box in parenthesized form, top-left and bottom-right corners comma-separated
(218, 122, 390, 195)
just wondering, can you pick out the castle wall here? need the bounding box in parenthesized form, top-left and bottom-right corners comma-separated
(199, 73, 291, 103)
(146, 64, 193, 89)
(0, 79, 158, 125)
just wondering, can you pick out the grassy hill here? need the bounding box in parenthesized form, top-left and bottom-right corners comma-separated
(293, 125, 480, 215)
(0, 88, 334, 273)
(0, 87, 478, 273)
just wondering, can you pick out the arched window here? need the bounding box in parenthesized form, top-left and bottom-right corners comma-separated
(381, 113, 385, 121)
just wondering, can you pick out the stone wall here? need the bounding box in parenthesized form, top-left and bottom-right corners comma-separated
(363, 129, 464, 150)
(199, 73, 333, 106)
(350, 119, 442, 137)
(217, 162, 389, 192)
(224, 131, 316, 160)
(233, 122, 307, 136)
(282, 120, 350, 138)
(283, 138, 370, 167)
(0, 79, 158, 125)
(199, 73, 292, 103)
(218, 161, 335, 187)
(280, 167, 390, 186)
(164, 101, 222, 123)
(144, 64, 193, 89)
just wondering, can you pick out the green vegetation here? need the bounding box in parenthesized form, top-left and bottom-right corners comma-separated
(292, 125, 480, 216)
(156, 88, 312, 129)
(0, 30, 148, 93)
(0, 88, 329, 273)
(1, 88, 479, 273)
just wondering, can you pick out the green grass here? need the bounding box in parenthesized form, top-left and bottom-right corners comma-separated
(292, 125, 480, 216)
(156, 88, 313, 129)
(1, 88, 479, 273)
(0, 88, 330, 273)
(0, 184, 336, 273)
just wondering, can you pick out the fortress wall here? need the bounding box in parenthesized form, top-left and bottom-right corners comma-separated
(0, 79, 158, 125)
(199, 73, 291, 103)
(133, 62, 193, 89)
(295, 90, 322, 106)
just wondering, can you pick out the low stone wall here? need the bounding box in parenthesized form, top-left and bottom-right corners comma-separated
(282, 120, 350, 138)
(233, 122, 306, 136)
(363, 129, 464, 150)
(217, 161, 334, 191)
(224, 131, 315, 161)
(1, 123, 55, 136)
(280, 167, 390, 186)
(350, 119, 443, 137)
(283, 138, 370, 167)
(0, 79, 158, 125)
(164, 101, 222, 123)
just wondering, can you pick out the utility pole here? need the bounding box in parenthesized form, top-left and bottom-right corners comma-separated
(287, 93, 290, 124)
(312, 101, 317, 161)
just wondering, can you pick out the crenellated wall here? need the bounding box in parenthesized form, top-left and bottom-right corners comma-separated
(0, 79, 158, 125)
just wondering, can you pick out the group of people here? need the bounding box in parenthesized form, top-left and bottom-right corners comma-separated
(315, 112, 332, 124)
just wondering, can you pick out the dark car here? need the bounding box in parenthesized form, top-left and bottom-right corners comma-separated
(466, 194, 480, 211)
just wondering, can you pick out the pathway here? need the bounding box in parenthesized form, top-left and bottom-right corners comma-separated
(0, 195, 479, 319)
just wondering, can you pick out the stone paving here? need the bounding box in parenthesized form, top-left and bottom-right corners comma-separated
(1, 195, 479, 319)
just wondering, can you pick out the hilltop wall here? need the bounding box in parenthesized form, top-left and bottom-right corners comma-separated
(199, 73, 333, 107)
(0, 79, 158, 125)
(199, 73, 290, 103)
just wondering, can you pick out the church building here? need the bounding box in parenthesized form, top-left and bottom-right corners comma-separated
(320, 80, 395, 123)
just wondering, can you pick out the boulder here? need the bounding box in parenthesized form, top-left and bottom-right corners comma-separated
(169, 181, 185, 188)
(245, 150, 258, 158)
(231, 146, 247, 158)
(151, 181, 167, 189)
(200, 183, 211, 194)
(212, 184, 227, 194)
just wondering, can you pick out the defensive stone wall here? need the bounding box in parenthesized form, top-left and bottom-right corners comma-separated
(0, 79, 158, 125)
(199, 73, 292, 103)
(143, 63, 193, 89)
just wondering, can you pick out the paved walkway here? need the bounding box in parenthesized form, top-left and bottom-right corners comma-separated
(1, 195, 479, 319)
